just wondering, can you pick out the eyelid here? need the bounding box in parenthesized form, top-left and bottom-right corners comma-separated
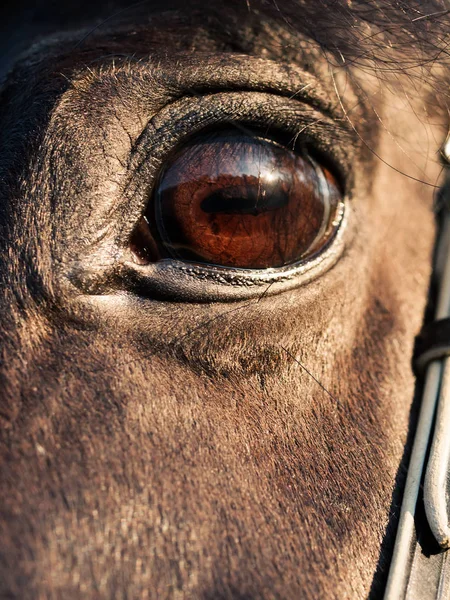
(67, 90, 354, 301)
(131, 89, 353, 185)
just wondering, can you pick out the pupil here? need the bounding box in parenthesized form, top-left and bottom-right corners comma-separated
(200, 184, 290, 215)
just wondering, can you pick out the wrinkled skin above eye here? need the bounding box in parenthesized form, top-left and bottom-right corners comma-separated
(130, 131, 343, 269)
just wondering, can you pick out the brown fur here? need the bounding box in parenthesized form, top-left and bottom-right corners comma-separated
(0, 2, 449, 598)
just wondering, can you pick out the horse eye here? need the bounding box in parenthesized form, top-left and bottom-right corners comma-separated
(130, 130, 343, 270)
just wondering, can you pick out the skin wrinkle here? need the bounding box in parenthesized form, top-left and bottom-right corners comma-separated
(0, 1, 448, 599)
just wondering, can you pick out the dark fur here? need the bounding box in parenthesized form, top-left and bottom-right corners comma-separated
(0, 1, 449, 598)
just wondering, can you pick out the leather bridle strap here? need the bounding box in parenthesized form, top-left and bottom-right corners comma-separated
(414, 317, 450, 374)
(384, 152, 450, 599)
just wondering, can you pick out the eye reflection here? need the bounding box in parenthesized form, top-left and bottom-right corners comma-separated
(130, 130, 343, 269)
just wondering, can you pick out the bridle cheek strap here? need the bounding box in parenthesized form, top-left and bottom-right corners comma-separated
(384, 168, 450, 599)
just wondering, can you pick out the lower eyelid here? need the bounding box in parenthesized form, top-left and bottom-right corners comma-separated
(117, 201, 348, 303)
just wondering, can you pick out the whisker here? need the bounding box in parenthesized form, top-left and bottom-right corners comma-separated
(329, 68, 441, 189)
(281, 345, 342, 407)
(172, 281, 276, 345)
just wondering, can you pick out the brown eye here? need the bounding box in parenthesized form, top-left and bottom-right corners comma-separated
(130, 131, 343, 270)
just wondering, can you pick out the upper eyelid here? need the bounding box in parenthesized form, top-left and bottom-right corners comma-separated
(125, 89, 355, 201)
(74, 56, 358, 179)
(70, 54, 345, 120)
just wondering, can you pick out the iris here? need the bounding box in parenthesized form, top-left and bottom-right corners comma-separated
(130, 130, 343, 269)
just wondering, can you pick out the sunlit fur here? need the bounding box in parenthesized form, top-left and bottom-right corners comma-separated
(0, 1, 449, 598)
